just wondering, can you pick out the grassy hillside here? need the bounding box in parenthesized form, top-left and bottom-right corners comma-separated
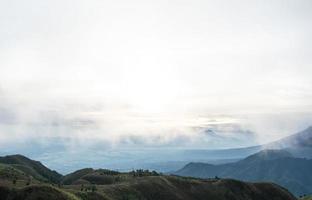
(62, 168, 94, 185)
(62, 168, 124, 185)
(0, 155, 62, 183)
(0, 163, 29, 181)
(0, 176, 297, 200)
(92, 176, 297, 200)
(0, 185, 79, 200)
(301, 196, 312, 200)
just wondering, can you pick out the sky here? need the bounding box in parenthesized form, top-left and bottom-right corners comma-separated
(0, 0, 312, 150)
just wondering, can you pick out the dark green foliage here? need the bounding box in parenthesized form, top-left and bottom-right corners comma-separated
(130, 169, 160, 177)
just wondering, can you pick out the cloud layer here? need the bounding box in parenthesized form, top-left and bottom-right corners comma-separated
(0, 0, 312, 149)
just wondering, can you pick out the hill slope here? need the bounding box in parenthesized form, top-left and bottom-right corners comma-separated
(0, 185, 78, 200)
(97, 176, 296, 200)
(0, 176, 297, 200)
(175, 149, 312, 196)
(0, 154, 62, 183)
(61, 168, 120, 185)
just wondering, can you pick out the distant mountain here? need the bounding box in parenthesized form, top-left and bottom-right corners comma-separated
(174, 149, 312, 196)
(266, 126, 312, 149)
(262, 126, 312, 159)
(0, 154, 62, 183)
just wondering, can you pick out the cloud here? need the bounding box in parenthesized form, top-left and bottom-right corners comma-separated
(0, 0, 312, 150)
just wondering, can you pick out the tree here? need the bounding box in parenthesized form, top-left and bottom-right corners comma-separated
(91, 185, 97, 192)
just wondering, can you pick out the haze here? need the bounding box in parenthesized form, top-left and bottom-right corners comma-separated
(1, 0, 312, 151)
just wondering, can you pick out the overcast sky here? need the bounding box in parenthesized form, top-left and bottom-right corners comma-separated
(0, 0, 312, 149)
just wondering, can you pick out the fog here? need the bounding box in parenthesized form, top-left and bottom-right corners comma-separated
(0, 0, 312, 150)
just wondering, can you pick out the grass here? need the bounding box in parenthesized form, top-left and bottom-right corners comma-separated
(301, 195, 312, 200)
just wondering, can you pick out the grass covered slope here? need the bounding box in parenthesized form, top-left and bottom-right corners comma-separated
(1, 176, 296, 200)
(301, 196, 312, 200)
(0, 185, 78, 200)
(93, 176, 297, 200)
(0, 155, 62, 183)
(62, 168, 122, 185)
(0, 175, 297, 200)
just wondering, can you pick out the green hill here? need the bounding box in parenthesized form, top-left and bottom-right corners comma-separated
(0, 155, 62, 183)
(62, 168, 95, 185)
(61, 168, 121, 185)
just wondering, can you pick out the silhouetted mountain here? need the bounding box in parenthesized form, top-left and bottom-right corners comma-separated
(175, 149, 312, 196)
(0, 154, 62, 183)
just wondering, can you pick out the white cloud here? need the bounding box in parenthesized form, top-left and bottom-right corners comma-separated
(0, 0, 312, 148)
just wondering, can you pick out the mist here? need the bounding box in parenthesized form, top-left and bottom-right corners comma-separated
(1, 0, 312, 152)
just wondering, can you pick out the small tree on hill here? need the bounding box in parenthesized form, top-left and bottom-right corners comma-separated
(13, 178, 17, 185)
(91, 185, 97, 192)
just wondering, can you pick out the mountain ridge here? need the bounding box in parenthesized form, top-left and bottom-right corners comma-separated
(0, 154, 298, 200)
(174, 149, 312, 196)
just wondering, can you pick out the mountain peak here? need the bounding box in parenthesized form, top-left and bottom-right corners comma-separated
(265, 126, 312, 149)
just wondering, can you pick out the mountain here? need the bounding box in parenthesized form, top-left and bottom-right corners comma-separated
(264, 126, 312, 159)
(1, 126, 311, 175)
(0, 154, 297, 200)
(174, 149, 312, 196)
(0, 154, 63, 183)
(266, 126, 312, 149)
